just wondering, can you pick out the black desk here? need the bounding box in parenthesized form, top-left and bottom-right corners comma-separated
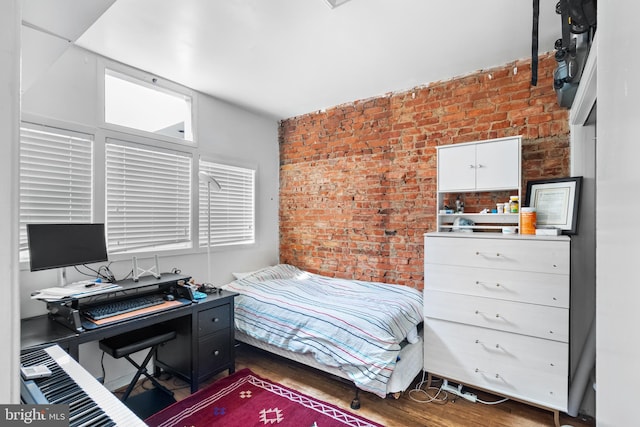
(21, 286, 238, 393)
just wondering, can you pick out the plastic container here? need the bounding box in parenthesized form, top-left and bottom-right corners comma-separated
(496, 203, 504, 214)
(520, 207, 537, 235)
(509, 196, 519, 213)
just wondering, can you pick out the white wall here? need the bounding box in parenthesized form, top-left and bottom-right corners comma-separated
(597, 2, 640, 426)
(20, 39, 280, 387)
(0, 0, 21, 404)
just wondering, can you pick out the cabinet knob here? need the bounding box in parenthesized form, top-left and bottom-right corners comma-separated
(212, 318, 219, 322)
(469, 164, 475, 169)
(495, 313, 500, 318)
(477, 164, 484, 168)
(213, 350, 220, 356)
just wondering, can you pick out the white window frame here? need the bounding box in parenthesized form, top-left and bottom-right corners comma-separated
(199, 159, 256, 248)
(98, 59, 198, 147)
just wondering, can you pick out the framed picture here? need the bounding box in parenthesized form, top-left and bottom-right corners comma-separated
(524, 177, 582, 235)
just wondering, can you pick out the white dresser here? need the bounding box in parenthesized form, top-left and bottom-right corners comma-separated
(423, 232, 570, 412)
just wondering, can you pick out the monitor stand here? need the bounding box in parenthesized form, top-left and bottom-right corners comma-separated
(58, 267, 68, 287)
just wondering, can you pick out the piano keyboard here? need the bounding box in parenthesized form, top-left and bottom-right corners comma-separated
(20, 345, 146, 427)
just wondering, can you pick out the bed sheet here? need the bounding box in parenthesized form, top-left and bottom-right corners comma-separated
(224, 264, 423, 397)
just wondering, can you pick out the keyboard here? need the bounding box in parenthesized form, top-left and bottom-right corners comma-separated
(82, 294, 166, 320)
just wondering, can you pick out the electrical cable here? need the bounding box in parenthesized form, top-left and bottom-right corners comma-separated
(73, 263, 117, 283)
(414, 374, 510, 406)
(408, 371, 448, 404)
(477, 397, 510, 405)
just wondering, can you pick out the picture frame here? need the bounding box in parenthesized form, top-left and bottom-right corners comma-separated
(524, 177, 582, 235)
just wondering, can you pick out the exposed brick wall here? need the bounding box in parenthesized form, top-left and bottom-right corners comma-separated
(279, 54, 569, 289)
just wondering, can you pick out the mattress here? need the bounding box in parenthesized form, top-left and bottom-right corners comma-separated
(224, 264, 424, 397)
(235, 329, 423, 395)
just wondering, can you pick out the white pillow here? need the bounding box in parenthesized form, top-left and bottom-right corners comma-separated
(232, 270, 259, 280)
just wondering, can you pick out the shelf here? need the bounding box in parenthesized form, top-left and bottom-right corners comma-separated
(438, 213, 519, 233)
(439, 225, 514, 230)
(438, 213, 518, 224)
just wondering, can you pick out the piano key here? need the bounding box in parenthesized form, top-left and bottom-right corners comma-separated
(21, 345, 146, 427)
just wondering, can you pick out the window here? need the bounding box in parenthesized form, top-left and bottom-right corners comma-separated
(104, 68, 193, 142)
(19, 124, 94, 261)
(199, 160, 255, 247)
(106, 140, 192, 253)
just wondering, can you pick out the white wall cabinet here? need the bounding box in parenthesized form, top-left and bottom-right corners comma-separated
(437, 137, 520, 192)
(436, 136, 521, 232)
(423, 233, 571, 423)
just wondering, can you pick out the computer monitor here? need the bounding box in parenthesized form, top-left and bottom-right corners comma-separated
(27, 223, 108, 286)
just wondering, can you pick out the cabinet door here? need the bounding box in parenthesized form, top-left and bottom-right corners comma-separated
(438, 144, 476, 191)
(475, 138, 519, 190)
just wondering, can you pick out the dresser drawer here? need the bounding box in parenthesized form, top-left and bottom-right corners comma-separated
(198, 304, 231, 336)
(198, 330, 231, 378)
(425, 264, 569, 308)
(424, 318, 568, 410)
(425, 235, 570, 274)
(424, 291, 568, 342)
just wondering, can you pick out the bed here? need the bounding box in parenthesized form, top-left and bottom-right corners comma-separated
(222, 264, 424, 406)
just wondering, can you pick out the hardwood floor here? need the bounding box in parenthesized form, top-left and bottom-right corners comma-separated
(127, 343, 596, 427)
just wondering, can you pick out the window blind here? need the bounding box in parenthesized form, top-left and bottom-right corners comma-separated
(19, 125, 94, 259)
(106, 140, 192, 253)
(199, 161, 255, 247)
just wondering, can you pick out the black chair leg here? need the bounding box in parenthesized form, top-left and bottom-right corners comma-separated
(121, 346, 173, 401)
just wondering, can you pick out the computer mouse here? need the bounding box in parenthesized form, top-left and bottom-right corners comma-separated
(163, 294, 175, 301)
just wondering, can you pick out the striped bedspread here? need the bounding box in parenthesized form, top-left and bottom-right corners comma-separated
(224, 264, 423, 397)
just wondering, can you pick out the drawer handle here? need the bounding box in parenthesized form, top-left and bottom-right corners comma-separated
(475, 280, 502, 288)
(475, 369, 502, 380)
(475, 340, 504, 351)
(475, 251, 502, 257)
(475, 310, 504, 320)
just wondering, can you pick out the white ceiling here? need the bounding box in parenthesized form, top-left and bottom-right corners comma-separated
(22, 0, 561, 120)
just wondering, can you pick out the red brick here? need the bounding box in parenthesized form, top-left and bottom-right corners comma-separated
(279, 54, 569, 289)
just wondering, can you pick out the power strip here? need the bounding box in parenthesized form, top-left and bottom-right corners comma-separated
(441, 380, 477, 403)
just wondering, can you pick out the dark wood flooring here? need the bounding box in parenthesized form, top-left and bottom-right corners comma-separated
(121, 343, 596, 427)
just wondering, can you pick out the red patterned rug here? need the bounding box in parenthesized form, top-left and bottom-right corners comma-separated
(145, 368, 384, 427)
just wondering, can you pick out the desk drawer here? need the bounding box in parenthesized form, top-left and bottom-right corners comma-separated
(198, 330, 231, 378)
(424, 290, 568, 342)
(198, 304, 231, 335)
